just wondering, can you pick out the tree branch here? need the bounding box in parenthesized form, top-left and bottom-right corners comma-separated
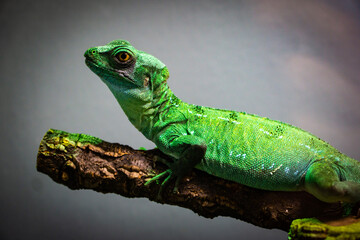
(37, 129, 359, 237)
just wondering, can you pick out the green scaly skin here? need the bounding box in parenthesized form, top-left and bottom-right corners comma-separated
(84, 40, 360, 203)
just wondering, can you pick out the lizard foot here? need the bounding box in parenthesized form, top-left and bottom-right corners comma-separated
(145, 169, 180, 200)
(145, 169, 173, 187)
(144, 168, 180, 200)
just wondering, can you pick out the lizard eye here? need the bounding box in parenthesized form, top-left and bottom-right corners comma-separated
(117, 51, 131, 62)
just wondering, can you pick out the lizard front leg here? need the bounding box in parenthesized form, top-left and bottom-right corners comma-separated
(145, 129, 207, 194)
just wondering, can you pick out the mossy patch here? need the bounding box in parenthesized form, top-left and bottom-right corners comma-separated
(46, 129, 102, 146)
(289, 218, 360, 239)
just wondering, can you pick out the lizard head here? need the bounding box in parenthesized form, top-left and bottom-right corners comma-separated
(84, 40, 170, 102)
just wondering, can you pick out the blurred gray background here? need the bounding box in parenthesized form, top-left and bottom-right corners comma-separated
(1, 0, 360, 239)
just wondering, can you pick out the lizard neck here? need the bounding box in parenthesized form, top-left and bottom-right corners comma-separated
(106, 81, 179, 140)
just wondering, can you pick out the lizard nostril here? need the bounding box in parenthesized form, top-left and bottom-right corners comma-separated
(84, 48, 97, 58)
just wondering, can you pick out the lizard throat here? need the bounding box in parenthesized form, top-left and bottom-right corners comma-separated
(114, 82, 177, 140)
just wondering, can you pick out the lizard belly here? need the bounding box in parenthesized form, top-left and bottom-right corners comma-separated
(196, 147, 312, 191)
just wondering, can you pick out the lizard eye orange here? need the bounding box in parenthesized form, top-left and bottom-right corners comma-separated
(117, 52, 131, 62)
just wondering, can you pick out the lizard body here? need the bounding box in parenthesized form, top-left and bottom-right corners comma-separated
(85, 40, 360, 203)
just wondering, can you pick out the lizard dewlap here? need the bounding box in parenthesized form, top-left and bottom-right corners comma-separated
(85, 40, 360, 203)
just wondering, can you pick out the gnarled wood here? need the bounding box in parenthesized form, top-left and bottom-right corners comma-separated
(37, 129, 359, 236)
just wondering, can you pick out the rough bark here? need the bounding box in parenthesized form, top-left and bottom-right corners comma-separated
(37, 129, 360, 237)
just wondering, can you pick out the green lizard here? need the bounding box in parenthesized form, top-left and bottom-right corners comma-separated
(84, 40, 360, 203)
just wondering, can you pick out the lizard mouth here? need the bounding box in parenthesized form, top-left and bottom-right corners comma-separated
(85, 58, 109, 76)
(85, 58, 135, 84)
(85, 58, 101, 69)
(85, 58, 99, 69)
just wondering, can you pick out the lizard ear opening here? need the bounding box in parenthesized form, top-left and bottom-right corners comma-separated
(144, 76, 150, 87)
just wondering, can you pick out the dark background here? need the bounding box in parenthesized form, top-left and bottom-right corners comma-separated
(1, 0, 360, 239)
